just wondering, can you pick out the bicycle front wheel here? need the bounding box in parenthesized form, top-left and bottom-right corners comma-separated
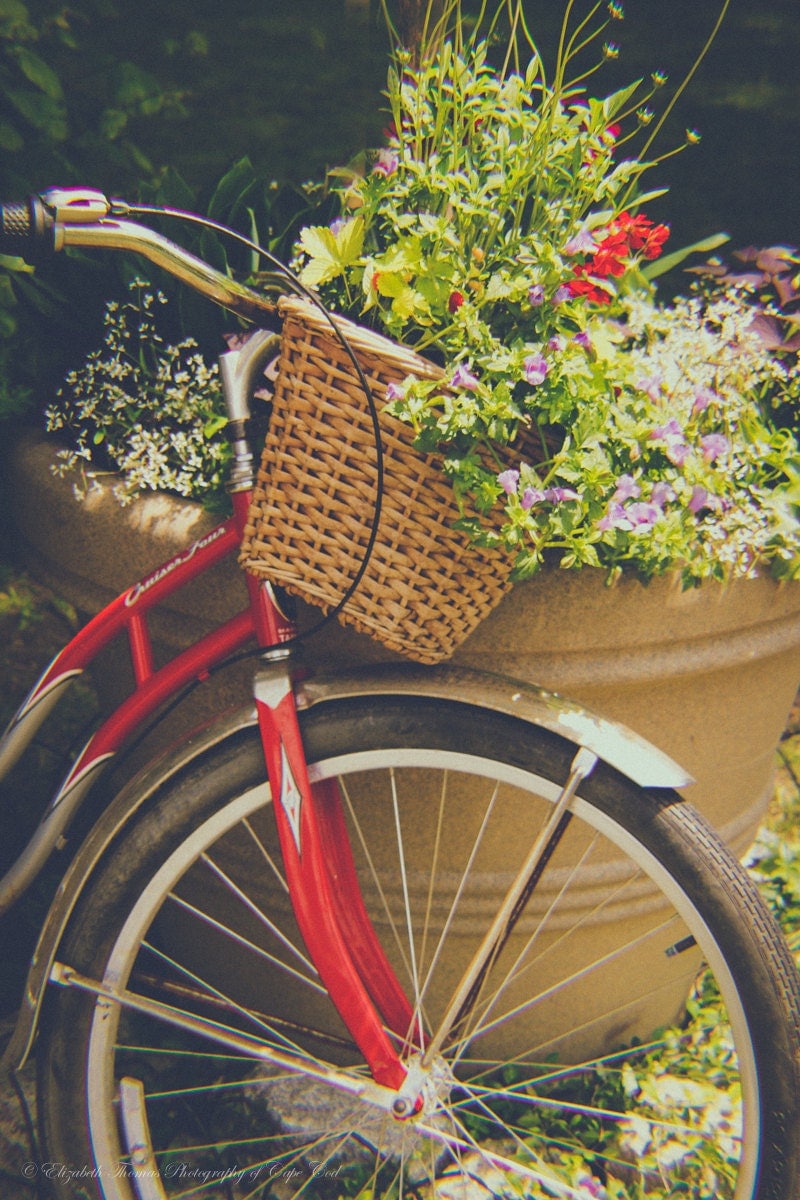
(38, 695, 800, 1199)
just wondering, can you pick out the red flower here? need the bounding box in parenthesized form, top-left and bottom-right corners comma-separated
(608, 211, 670, 259)
(567, 271, 615, 305)
(568, 212, 670, 304)
(448, 290, 465, 314)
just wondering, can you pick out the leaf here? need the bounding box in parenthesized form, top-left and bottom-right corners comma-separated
(203, 414, 228, 437)
(643, 232, 731, 280)
(298, 226, 344, 287)
(391, 284, 422, 321)
(5, 87, 67, 138)
(335, 214, 365, 265)
(100, 107, 128, 140)
(0, 119, 23, 151)
(207, 156, 258, 222)
(14, 46, 63, 99)
(113, 61, 161, 107)
(602, 80, 644, 122)
(0, 252, 34, 274)
(0, 0, 31, 24)
(298, 217, 364, 287)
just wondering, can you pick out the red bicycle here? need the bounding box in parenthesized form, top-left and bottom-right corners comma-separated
(1, 188, 799, 1200)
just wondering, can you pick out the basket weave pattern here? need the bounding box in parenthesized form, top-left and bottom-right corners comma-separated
(239, 296, 520, 664)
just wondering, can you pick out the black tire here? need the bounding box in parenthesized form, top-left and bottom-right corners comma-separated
(38, 696, 800, 1200)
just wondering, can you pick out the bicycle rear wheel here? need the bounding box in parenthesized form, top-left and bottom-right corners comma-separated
(38, 695, 800, 1199)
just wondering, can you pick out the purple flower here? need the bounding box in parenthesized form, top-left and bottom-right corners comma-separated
(689, 485, 709, 513)
(613, 474, 640, 502)
(545, 486, 580, 503)
(598, 501, 630, 532)
(523, 353, 549, 386)
(548, 335, 565, 352)
(372, 148, 398, 176)
(651, 481, 675, 507)
(692, 387, 719, 416)
(652, 417, 683, 439)
(666, 444, 690, 467)
(451, 364, 480, 391)
(385, 381, 405, 402)
(521, 486, 545, 509)
(651, 418, 691, 466)
(528, 284, 545, 307)
(497, 469, 520, 495)
(564, 229, 597, 255)
(329, 217, 348, 236)
(598, 499, 659, 532)
(576, 1173, 607, 1200)
(700, 432, 728, 462)
(626, 501, 661, 529)
(573, 330, 592, 350)
(552, 285, 572, 305)
(638, 373, 664, 402)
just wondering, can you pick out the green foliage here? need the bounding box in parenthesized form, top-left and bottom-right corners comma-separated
(0, 1, 206, 421)
(294, 0, 800, 585)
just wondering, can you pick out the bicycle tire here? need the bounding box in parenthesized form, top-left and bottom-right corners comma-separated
(37, 695, 800, 1200)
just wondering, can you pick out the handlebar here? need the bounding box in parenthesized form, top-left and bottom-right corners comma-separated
(0, 187, 277, 324)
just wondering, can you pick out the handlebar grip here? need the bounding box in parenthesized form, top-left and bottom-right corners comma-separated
(0, 195, 56, 256)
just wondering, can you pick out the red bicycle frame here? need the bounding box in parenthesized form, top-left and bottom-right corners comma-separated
(1, 480, 419, 1093)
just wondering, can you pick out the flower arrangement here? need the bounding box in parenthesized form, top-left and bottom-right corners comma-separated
(293, 0, 800, 585)
(45, 281, 230, 508)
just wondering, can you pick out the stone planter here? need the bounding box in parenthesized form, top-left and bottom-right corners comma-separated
(10, 429, 800, 851)
(454, 566, 800, 858)
(9, 430, 800, 1053)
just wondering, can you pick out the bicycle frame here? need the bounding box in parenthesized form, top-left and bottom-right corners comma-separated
(0, 345, 411, 1093)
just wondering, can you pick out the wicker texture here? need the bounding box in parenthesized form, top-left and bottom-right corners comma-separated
(239, 296, 519, 664)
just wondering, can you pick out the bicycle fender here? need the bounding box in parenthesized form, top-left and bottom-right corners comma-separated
(295, 663, 692, 790)
(2, 661, 691, 1073)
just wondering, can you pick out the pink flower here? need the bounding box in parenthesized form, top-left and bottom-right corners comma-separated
(689, 485, 709, 513)
(497, 469, 520, 494)
(451, 364, 480, 390)
(523, 353, 549, 386)
(598, 499, 659, 532)
(626, 501, 661, 529)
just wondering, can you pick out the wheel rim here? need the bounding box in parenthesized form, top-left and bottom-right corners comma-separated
(77, 747, 759, 1200)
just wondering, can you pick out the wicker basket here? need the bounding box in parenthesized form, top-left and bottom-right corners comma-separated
(239, 295, 523, 664)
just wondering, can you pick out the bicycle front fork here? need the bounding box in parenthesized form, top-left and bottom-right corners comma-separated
(252, 653, 597, 1105)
